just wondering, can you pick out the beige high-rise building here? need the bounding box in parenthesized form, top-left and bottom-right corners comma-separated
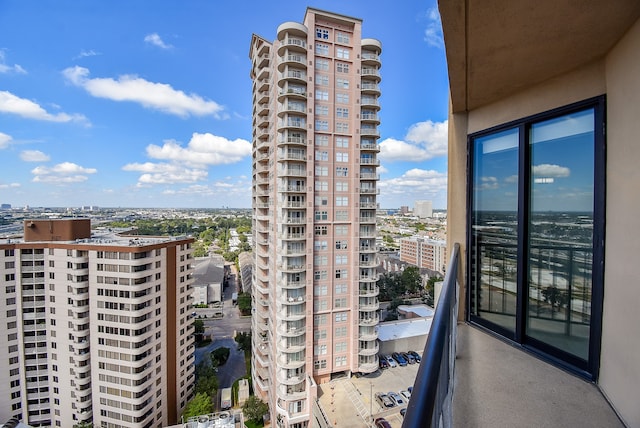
(0, 219, 194, 428)
(399, 237, 447, 273)
(249, 8, 381, 428)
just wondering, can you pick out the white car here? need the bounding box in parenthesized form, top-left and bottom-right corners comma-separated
(400, 390, 411, 401)
(384, 355, 397, 368)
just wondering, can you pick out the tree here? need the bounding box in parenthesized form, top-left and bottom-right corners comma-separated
(401, 266, 422, 295)
(235, 331, 252, 353)
(211, 347, 230, 366)
(194, 362, 218, 396)
(194, 319, 205, 335)
(243, 396, 269, 424)
(73, 423, 93, 428)
(182, 392, 214, 419)
(237, 292, 252, 316)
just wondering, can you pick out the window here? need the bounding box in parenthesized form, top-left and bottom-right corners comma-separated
(335, 283, 347, 294)
(315, 196, 328, 206)
(336, 167, 348, 177)
(315, 90, 329, 101)
(316, 28, 329, 39)
(315, 105, 328, 116)
(336, 153, 348, 163)
(315, 43, 329, 55)
(315, 135, 329, 146)
(314, 285, 328, 295)
(336, 122, 349, 132)
(315, 59, 329, 71)
(314, 271, 327, 281)
(315, 151, 328, 161)
(335, 341, 347, 352)
(335, 255, 347, 265)
(315, 211, 328, 221)
(335, 298, 347, 309)
(335, 240, 347, 250)
(335, 211, 348, 221)
(315, 226, 328, 236)
(314, 359, 327, 369)
(315, 166, 328, 176)
(335, 269, 347, 279)
(336, 137, 349, 148)
(336, 182, 348, 192)
(314, 344, 327, 355)
(315, 240, 328, 251)
(314, 299, 328, 311)
(336, 48, 350, 59)
(336, 93, 349, 104)
(468, 97, 604, 377)
(337, 78, 349, 89)
(335, 312, 347, 322)
(336, 107, 349, 118)
(336, 32, 350, 44)
(315, 74, 329, 86)
(337, 62, 349, 73)
(315, 120, 329, 131)
(336, 196, 348, 206)
(314, 180, 329, 192)
(314, 330, 327, 340)
(314, 255, 328, 265)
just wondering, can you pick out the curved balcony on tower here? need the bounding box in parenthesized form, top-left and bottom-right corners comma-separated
(277, 21, 308, 42)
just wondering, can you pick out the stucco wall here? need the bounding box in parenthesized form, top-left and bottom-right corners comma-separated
(599, 16, 640, 427)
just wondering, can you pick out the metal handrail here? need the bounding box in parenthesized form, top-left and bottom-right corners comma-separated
(402, 243, 460, 428)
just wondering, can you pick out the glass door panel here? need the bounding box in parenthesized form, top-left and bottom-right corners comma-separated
(471, 128, 519, 335)
(527, 109, 595, 361)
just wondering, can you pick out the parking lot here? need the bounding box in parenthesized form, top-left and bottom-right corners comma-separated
(316, 352, 421, 428)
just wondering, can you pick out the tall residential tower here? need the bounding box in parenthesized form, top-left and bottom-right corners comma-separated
(0, 219, 195, 428)
(249, 8, 381, 428)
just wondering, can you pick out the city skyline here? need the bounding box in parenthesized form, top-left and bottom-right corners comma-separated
(0, 1, 449, 209)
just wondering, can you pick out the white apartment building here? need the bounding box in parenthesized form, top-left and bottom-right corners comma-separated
(414, 200, 433, 218)
(249, 8, 381, 428)
(400, 237, 448, 273)
(0, 219, 195, 428)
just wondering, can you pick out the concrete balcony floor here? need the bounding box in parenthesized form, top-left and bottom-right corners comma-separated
(453, 324, 623, 428)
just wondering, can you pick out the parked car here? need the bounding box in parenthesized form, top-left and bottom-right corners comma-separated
(384, 354, 397, 368)
(401, 352, 416, 364)
(375, 418, 392, 428)
(400, 389, 411, 400)
(392, 352, 408, 366)
(375, 392, 394, 408)
(379, 357, 389, 369)
(408, 350, 421, 362)
(408, 386, 413, 394)
(400, 408, 407, 418)
(388, 391, 405, 406)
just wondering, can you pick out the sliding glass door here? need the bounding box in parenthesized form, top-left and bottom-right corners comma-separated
(468, 97, 605, 377)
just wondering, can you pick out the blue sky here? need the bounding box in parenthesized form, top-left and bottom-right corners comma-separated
(0, 0, 449, 209)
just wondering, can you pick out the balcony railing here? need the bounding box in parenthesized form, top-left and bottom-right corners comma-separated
(402, 243, 460, 428)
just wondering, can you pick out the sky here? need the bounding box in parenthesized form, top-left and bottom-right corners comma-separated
(0, 0, 450, 209)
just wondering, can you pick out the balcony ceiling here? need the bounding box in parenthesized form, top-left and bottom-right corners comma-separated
(439, 0, 640, 112)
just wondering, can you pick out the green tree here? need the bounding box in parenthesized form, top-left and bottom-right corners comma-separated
(237, 292, 252, 315)
(401, 266, 423, 295)
(194, 319, 205, 334)
(182, 392, 214, 419)
(235, 331, 252, 353)
(194, 362, 218, 396)
(73, 423, 93, 428)
(242, 395, 269, 424)
(211, 347, 230, 366)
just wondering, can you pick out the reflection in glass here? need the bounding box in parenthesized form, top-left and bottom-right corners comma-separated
(527, 109, 594, 361)
(471, 128, 519, 334)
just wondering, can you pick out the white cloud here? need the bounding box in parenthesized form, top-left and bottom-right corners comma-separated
(31, 162, 97, 183)
(122, 162, 208, 185)
(379, 120, 448, 162)
(63, 66, 224, 118)
(379, 168, 447, 195)
(0, 182, 20, 189)
(20, 150, 50, 162)
(478, 176, 499, 190)
(424, 7, 444, 48)
(532, 163, 570, 178)
(146, 133, 251, 165)
(0, 50, 26, 74)
(0, 91, 87, 123)
(144, 33, 173, 49)
(73, 49, 100, 60)
(0, 132, 12, 149)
